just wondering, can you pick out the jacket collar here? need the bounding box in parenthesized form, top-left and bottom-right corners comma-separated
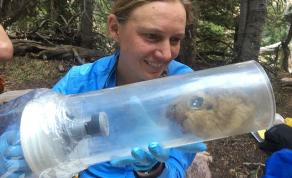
(104, 51, 119, 88)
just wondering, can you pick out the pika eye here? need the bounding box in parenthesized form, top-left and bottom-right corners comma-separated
(189, 96, 204, 109)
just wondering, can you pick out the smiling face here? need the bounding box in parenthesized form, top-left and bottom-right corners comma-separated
(108, 1, 187, 85)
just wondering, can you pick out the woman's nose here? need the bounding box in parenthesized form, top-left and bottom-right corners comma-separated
(154, 41, 172, 61)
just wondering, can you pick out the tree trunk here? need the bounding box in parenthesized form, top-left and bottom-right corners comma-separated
(180, 24, 196, 68)
(50, 0, 58, 22)
(281, 23, 292, 73)
(49, 0, 59, 32)
(80, 0, 94, 49)
(233, 0, 267, 63)
(0, 0, 37, 27)
(282, 3, 292, 73)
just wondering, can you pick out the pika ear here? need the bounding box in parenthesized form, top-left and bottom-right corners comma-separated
(108, 14, 119, 41)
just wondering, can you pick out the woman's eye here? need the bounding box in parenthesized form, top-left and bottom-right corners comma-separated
(144, 33, 160, 42)
(170, 37, 181, 45)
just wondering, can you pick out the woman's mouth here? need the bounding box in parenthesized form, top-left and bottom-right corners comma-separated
(144, 60, 164, 69)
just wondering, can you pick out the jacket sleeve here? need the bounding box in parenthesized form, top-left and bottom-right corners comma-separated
(158, 149, 195, 178)
(52, 65, 83, 94)
(52, 73, 70, 94)
(52, 63, 96, 95)
(167, 60, 193, 75)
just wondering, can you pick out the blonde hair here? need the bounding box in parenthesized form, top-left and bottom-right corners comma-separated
(111, 0, 193, 24)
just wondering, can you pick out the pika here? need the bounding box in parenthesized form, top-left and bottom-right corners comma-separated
(166, 89, 256, 139)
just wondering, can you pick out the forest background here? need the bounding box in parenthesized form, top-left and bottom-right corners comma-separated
(1, 0, 292, 177)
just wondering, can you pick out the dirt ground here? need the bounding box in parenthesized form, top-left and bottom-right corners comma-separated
(1, 57, 292, 178)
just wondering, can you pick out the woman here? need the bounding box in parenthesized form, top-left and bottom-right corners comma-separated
(54, 0, 207, 177)
(0, 25, 13, 61)
(0, 25, 13, 94)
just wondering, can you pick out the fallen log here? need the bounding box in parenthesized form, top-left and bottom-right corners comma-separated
(12, 39, 103, 63)
(12, 39, 46, 55)
(259, 42, 281, 54)
(281, 77, 292, 86)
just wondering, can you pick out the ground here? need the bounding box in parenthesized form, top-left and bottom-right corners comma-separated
(1, 57, 291, 178)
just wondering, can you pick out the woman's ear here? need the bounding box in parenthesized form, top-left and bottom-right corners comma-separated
(108, 14, 119, 42)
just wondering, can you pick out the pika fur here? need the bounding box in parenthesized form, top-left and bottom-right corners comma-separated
(166, 89, 256, 139)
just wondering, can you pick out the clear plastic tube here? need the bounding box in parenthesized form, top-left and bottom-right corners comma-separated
(15, 60, 275, 177)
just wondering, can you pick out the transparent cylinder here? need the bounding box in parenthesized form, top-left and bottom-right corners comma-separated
(19, 60, 275, 177)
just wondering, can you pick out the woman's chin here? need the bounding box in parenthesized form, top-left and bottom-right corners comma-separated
(143, 72, 163, 81)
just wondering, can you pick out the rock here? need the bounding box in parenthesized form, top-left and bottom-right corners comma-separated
(187, 151, 213, 178)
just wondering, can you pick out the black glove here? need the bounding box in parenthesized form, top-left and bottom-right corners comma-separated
(259, 124, 292, 152)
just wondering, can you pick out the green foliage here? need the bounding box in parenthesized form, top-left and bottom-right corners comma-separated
(196, 0, 240, 29)
(10, 0, 80, 40)
(199, 21, 226, 39)
(195, 0, 240, 63)
(9, 0, 113, 53)
(5, 0, 289, 67)
(261, 0, 288, 46)
(93, 0, 111, 33)
(197, 21, 234, 60)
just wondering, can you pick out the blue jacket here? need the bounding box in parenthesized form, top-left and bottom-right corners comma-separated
(262, 149, 292, 178)
(53, 52, 195, 178)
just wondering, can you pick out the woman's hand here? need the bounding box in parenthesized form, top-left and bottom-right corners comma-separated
(110, 141, 206, 177)
(0, 129, 31, 177)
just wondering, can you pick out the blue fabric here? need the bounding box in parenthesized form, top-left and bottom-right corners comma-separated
(52, 52, 195, 178)
(262, 149, 292, 178)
